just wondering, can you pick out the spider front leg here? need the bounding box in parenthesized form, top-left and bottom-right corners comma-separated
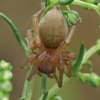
(50, 18, 81, 62)
(20, 53, 37, 68)
(32, 2, 45, 47)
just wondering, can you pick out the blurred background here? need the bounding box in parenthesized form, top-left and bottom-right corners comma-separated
(0, 0, 100, 100)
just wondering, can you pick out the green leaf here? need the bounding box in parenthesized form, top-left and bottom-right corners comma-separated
(77, 72, 90, 83)
(72, 43, 85, 76)
(89, 73, 100, 87)
(77, 72, 100, 87)
(42, 92, 48, 100)
(59, 0, 74, 5)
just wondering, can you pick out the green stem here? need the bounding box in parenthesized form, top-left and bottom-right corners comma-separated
(72, 0, 100, 15)
(19, 65, 35, 100)
(82, 43, 100, 64)
(41, 74, 47, 94)
(0, 13, 28, 54)
(66, 5, 71, 11)
(39, 0, 59, 20)
(24, 66, 34, 99)
(39, 75, 69, 100)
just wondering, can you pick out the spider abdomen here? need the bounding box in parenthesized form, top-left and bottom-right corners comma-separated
(38, 64, 55, 74)
(39, 7, 68, 49)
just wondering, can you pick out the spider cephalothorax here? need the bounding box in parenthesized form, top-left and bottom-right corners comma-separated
(21, 2, 80, 87)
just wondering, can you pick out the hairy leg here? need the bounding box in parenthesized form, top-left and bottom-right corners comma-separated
(32, 2, 45, 47)
(27, 66, 38, 80)
(26, 29, 37, 50)
(51, 59, 64, 87)
(20, 53, 37, 68)
(63, 59, 72, 77)
(61, 51, 77, 59)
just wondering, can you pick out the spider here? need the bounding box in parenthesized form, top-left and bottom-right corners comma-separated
(20, 2, 81, 87)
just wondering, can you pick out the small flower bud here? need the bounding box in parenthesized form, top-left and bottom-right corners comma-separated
(62, 10, 80, 27)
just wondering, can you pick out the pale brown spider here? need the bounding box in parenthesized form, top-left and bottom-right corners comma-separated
(20, 2, 81, 87)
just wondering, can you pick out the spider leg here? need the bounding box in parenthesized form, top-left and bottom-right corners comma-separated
(61, 51, 77, 59)
(20, 53, 37, 68)
(47, 70, 60, 85)
(63, 59, 72, 77)
(32, 2, 45, 47)
(50, 18, 81, 62)
(27, 66, 42, 80)
(26, 29, 37, 50)
(57, 59, 64, 87)
(36, 69, 42, 76)
(27, 66, 37, 80)
(49, 59, 64, 87)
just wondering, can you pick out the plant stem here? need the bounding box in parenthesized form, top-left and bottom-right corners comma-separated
(41, 74, 47, 94)
(82, 43, 100, 64)
(38, 75, 69, 100)
(40, 0, 100, 20)
(0, 13, 28, 54)
(66, 5, 71, 11)
(22, 65, 35, 100)
(72, 0, 100, 15)
(39, 0, 59, 20)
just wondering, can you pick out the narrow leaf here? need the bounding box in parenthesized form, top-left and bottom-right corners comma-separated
(72, 42, 85, 75)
